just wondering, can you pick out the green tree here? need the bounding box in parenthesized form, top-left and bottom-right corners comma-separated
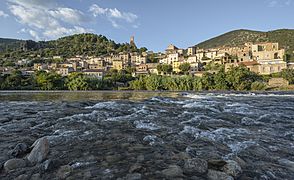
(2, 70, 23, 89)
(280, 69, 294, 84)
(145, 75, 163, 90)
(214, 68, 229, 90)
(130, 76, 146, 90)
(201, 73, 215, 90)
(226, 66, 261, 90)
(179, 63, 191, 75)
(66, 73, 89, 91)
(35, 71, 64, 90)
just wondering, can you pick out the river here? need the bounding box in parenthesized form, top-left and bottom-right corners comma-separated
(0, 91, 294, 179)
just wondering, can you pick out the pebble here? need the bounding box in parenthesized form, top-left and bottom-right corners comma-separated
(4, 158, 27, 172)
(162, 165, 183, 178)
(207, 169, 234, 180)
(184, 158, 208, 175)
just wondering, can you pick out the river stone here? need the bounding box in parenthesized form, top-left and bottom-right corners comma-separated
(129, 163, 142, 173)
(184, 158, 208, 175)
(208, 159, 227, 170)
(27, 137, 49, 164)
(222, 160, 242, 178)
(31, 173, 41, 180)
(207, 169, 234, 180)
(4, 158, 27, 172)
(57, 165, 73, 179)
(162, 165, 183, 178)
(8, 143, 29, 158)
(126, 173, 142, 180)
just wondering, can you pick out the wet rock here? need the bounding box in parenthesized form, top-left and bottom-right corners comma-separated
(4, 158, 27, 172)
(15, 174, 29, 180)
(184, 158, 208, 175)
(137, 155, 144, 162)
(207, 169, 234, 180)
(177, 152, 190, 160)
(105, 154, 121, 163)
(8, 143, 29, 158)
(31, 173, 41, 180)
(27, 137, 49, 164)
(57, 165, 73, 179)
(162, 165, 183, 178)
(126, 173, 142, 180)
(208, 159, 227, 170)
(42, 159, 60, 172)
(222, 160, 242, 178)
(129, 163, 142, 173)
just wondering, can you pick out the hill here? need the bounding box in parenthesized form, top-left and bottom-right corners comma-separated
(0, 38, 25, 52)
(196, 29, 294, 59)
(0, 33, 138, 59)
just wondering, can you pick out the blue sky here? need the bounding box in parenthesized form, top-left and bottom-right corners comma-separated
(0, 0, 293, 52)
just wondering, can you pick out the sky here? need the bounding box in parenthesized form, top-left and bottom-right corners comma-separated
(0, 0, 293, 52)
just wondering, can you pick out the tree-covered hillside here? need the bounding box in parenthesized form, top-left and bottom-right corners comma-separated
(0, 33, 139, 60)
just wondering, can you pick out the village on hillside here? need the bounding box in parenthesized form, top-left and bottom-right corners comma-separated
(1, 36, 294, 88)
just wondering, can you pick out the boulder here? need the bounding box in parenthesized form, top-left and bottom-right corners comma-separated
(184, 158, 208, 175)
(162, 165, 183, 178)
(207, 169, 234, 180)
(4, 158, 27, 172)
(8, 143, 29, 158)
(27, 137, 49, 164)
(222, 160, 242, 178)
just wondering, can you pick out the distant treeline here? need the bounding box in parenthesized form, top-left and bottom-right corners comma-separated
(1, 67, 294, 91)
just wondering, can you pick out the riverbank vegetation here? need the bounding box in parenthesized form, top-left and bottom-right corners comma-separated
(1, 67, 294, 91)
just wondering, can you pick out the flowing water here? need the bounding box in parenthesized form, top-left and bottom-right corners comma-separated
(0, 91, 294, 179)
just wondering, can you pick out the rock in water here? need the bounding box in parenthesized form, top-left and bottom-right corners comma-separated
(4, 158, 27, 172)
(184, 158, 208, 175)
(8, 143, 29, 158)
(27, 137, 49, 164)
(222, 160, 242, 178)
(207, 169, 234, 180)
(125, 173, 142, 180)
(162, 165, 183, 178)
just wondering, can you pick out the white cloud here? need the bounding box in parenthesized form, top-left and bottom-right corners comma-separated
(268, 0, 292, 7)
(6, 0, 92, 40)
(89, 4, 138, 28)
(49, 7, 87, 25)
(43, 26, 90, 39)
(0, 10, 9, 18)
(285, 0, 292, 6)
(268, 0, 278, 7)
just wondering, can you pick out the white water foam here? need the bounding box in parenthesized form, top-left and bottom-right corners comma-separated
(85, 101, 117, 109)
(134, 120, 160, 130)
(143, 135, 163, 145)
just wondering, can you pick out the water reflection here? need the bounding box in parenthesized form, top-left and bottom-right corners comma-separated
(0, 91, 181, 101)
